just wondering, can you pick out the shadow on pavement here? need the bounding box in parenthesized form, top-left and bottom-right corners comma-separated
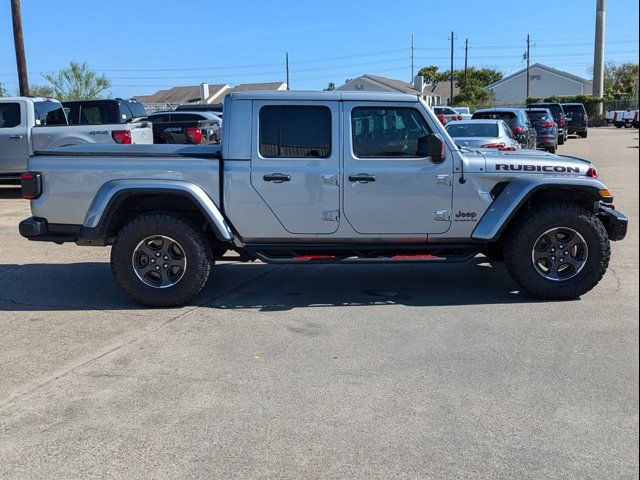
(0, 260, 539, 312)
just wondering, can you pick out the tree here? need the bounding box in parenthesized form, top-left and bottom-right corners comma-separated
(0, 82, 7, 97)
(43, 61, 111, 100)
(453, 84, 495, 106)
(604, 62, 639, 98)
(324, 82, 336, 91)
(417, 66, 448, 84)
(25, 84, 54, 97)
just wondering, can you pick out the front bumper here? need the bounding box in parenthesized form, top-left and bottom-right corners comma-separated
(597, 204, 628, 241)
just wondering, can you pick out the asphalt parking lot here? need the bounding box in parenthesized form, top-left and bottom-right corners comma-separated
(0, 127, 638, 479)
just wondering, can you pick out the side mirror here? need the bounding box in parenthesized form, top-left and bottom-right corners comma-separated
(418, 134, 445, 163)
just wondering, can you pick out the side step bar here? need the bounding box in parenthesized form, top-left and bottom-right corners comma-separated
(245, 244, 481, 265)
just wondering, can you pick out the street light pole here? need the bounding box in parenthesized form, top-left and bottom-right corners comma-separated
(10, 0, 29, 96)
(593, 0, 606, 117)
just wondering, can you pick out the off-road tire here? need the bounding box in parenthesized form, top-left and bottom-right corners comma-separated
(111, 212, 213, 307)
(504, 203, 610, 300)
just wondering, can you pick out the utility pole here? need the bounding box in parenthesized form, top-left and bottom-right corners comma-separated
(10, 0, 29, 96)
(593, 0, 606, 117)
(286, 52, 290, 90)
(526, 34, 531, 100)
(411, 34, 415, 81)
(464, 39, 469, 88)
(449, 31, 455, 105)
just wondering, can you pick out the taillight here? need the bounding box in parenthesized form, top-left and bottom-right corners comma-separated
(540, 121, 555, 128)
(436, 114, 447, 125)
(587, 167, 599, 178)
(451, 115, 462, 121)
(498, 146, 517, 151)
(186, 127, 203, 144)
(481, 142, 506, 149)
(512, 126, 526, 134)
(21, 172, 42, 200)
(558, 114, 565, 126)
(112, 130, 132, 144)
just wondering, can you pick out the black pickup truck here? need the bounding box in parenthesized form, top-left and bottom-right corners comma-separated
(143, 110, 222, 144)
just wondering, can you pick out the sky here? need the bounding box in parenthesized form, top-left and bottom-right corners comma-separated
(0, 0, 638, 98)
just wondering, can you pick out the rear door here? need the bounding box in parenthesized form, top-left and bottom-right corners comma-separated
(0, 100, 29, 175)
(343, 102, 453, 234)
(250, 102, 340, 234)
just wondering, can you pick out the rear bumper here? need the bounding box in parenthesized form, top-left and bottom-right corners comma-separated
(597, 204, 628, 241)
(19, 217, 80, 244)
(567, 125, 587, 134)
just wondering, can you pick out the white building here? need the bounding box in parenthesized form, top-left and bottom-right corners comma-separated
(485, 63, 593, 105)
(338, 74, 458, 106)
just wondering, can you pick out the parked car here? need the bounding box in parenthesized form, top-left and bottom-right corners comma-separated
(19, 90, 628, 307)
(561, 103, 588, 138)
(471, 108, 537, 149)
(63, 99, 148, 125)
(613, 110, 638, 128)
(452, 107, 473, 120)
(445, 119, 520, 151)
(0, 97, 152, 183)
(143, 111, 222, 144)
(525, 108, 559, 153)
(433, 106, 464, 123)
(526, 102, 567, 145)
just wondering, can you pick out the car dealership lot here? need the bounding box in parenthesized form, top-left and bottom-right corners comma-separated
(0, 128, 638, 479)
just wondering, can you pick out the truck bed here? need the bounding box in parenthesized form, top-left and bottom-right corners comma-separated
(29, 144, 222, 226)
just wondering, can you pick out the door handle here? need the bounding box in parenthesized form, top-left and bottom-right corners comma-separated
(9, 135, 24, 140)
(348, 174, 376, 183)
(263, 173, 291, 183)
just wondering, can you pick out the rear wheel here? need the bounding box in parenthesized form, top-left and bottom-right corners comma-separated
(111, 213, 213, 307)
(504, 203, 610, 300)
(580, 130, 588, 138)
(547, 145, 557, 154)
(558, 134, 565, 145)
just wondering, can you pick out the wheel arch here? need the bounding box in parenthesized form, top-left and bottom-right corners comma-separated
(81, 180, 233, 244)
(472, 177, 610, 243)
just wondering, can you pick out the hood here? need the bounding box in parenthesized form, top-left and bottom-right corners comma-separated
(454, 137, 511, 149)
(482, 149, 592, 176)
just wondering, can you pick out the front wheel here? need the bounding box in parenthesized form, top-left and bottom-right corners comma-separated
(504, 203, 610, 300)
(111, 213, 213, 307)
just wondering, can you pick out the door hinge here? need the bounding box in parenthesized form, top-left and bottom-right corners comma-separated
(434, 210, 451, 222)
(322, 174, 340, 186)
(436, 174, 452, 186)
(322, 210, 340, 222)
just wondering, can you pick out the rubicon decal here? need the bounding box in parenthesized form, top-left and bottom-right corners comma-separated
(496, 164, 581, 173)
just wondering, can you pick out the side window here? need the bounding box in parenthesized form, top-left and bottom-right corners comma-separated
(351, 107, 432, 158)
(0, 103, 21, 128)
(259, 106, 331, 158)
(121, 102, 133, 122)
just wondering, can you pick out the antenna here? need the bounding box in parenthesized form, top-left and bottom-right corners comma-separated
(286, 52, 290, 90)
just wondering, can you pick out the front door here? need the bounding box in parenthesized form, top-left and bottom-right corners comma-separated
(342, 102, 453, 234)
(251, 102, 340, 234)
(0, 101, 29, 175)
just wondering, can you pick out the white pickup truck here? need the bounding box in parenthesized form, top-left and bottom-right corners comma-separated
(0, 97, 152, 182)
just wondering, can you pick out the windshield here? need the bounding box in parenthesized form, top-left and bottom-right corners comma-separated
(446, 123, 498, 138)
(453, 107, 470, 115)
(472, 111, 517, 127)
(563, 104, 586, 116)
(127, 101, 147, 118)
(526, 111, 553, 122)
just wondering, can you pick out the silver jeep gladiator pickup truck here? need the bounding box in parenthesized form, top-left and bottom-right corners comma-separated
(19, 91, 628, 307)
